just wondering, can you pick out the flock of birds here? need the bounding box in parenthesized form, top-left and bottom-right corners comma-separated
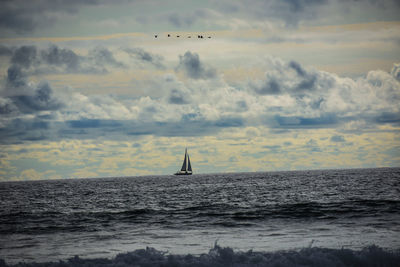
(154, 34, 211, 39)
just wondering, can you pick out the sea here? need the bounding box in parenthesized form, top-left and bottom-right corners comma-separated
(1, 168, 399, 266)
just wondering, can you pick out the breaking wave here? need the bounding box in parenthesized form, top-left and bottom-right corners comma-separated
(1, 244, 399, 267)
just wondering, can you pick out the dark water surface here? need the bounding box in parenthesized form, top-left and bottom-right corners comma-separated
(1, 168, 399, 265)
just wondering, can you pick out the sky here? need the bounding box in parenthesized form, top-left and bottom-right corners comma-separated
(0, 0, 399, 181)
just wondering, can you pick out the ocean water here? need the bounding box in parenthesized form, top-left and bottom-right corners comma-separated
(1, 168, 399, 266)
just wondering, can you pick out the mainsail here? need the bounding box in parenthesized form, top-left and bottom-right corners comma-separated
(180, 149, 188, 171)
(187, 154, 192, 172)
(175, 148, 192, 175)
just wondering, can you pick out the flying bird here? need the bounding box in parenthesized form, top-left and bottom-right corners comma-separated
(153, 33, 211, 39)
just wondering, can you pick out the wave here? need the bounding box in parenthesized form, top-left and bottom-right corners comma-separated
(1, 244, 399, 267)
(2, 200, 400, 234)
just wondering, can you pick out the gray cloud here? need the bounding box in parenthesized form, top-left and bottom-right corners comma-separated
(4, 45, 126, 75)
(6, 65, 27, 88)
(2, 0, 400, 38)
(374, 112, 400, 125)
(330, 135, 345, 142)
(1, 50, 65, 116)
(123, 47, 164, 69)
(176, 51, 216, 79)
(4, 45, 165, 75)
(289, 61, 318, 92)
(0, 0, 101, 35)
(252, 78, 282, 95)
(295, 75, 317, 92)
(0, 97, 18, 115)
(67, 115, 243, 138)
(3, 65, 64, 115)
(252, 60, 326, 95)
(0, 115, 245, 144)
(10, 82, 64, 114)
(0, 45, 13, 56)
(41, 45, 80, 70)
(168, 89, 190, 105)
(213, 0, 327, 27)
(272, 114, 339, 128)
(213, 0, 400, 28)
(11, 46, 37, 68)
(0, 117, 53, 143)
(88, 47, 124, 69)
(391, 63, 400, 81)
(289, 61, 306, 77)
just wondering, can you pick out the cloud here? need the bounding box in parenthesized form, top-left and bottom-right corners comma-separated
(289, 61, 307, 77)
(7, 45, 84, 74)
(123, 47, 165, 69)
(4, 44, 164, 76)
(330, 135, 345, 142)
(3, 45, 128, 75)
(10, 82, 64, 113)
(176, 51, 216, 79)
(273, 114, 339, 128)
(0, 53, 399, 144)
(168, 89, 190, 105)
(391, 63, 400, 81)
(41, 45, 80, 71)
(251, 76, 282, 95)
(251, 59, 334, 95)
(1, 51, 65, 117)
(0, 117, 52, 143)
(2, 65, 64, 115)
(0, 97, 18, 115)
(1, 0, 400, 38)
(0, 0, 102, 35)
(210, 0, 328, 28)
(88, 47, 125, 69)
(10, 45, 37, 68)
(6, 65, 27, 88)
(0, 45, 13, 56)
(213, 0, 400, 29)
(67, 119, 122, 129)
(374, 112, 400, 125)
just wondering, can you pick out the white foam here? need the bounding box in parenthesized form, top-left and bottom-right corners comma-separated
(1, 244, 399, 267)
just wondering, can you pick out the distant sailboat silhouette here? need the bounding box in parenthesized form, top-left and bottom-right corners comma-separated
(175, 148, 192, 175)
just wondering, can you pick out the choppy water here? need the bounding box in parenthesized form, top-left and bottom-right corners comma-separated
(1, 168, 400, 266)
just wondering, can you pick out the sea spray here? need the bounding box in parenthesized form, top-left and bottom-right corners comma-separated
(1, 245, 399, 267)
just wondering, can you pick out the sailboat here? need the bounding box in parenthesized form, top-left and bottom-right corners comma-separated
(175, 148, 192, 175)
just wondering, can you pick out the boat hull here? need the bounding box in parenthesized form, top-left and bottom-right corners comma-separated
(174, 172, 192, 175)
